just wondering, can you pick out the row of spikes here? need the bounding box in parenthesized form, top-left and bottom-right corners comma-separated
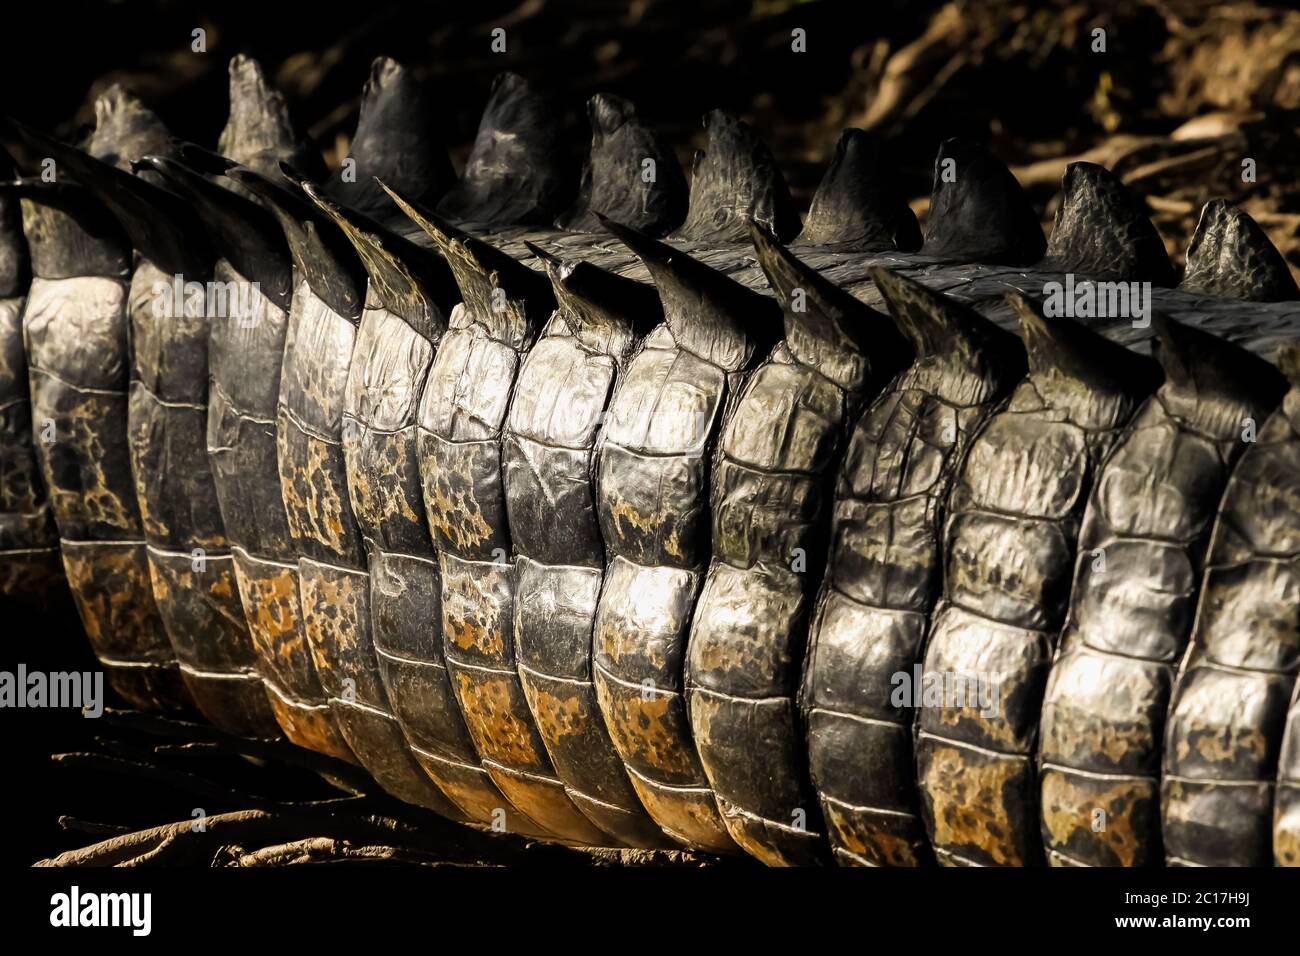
(7, 116, 1293, 434)
(293, 55, 1300, 306)
(3, 53, 1298, 304)
(1, 57, 1297, 397)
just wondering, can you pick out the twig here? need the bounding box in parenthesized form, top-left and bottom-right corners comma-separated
(57, 816, 132, 836)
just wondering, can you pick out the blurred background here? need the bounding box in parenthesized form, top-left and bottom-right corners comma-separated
(4, 0, 1300, 275)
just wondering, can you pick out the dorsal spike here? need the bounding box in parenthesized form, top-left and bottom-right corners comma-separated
(796, 129, 921, 251)
(225, 165, 366, 321)
(750, 222, 910, 390)
(1039, 162, 1174, 283)
(921, 138, 1045, 264)
(674, 109, 800, 243)
(868, 266, 1026, 379)
(521, 240, 561, 270)
(405, 205, 463, 252)
(172, 140, 236, 177)
(601, 213, 783, 371)
(118, 160, 215, 276)
(1151, 312, 1288, 411)
(276, 161, 313, 191)
(435, 72, 570, 226)
(381, 189, 469, 254)
(325, 57, 454, 223)
(172, 138, 297, 215)
(382, 180, 554, 321)
(556, 93, 687, 236)
(1007, 291, 1162, 409)
(7, 119, 208, 276)
(300, 176, 456, 339)
(138, 154, 293, 311)
(522, 239, 662, 342)
(219, 54, 324, 182)
(87, 85, 172, 172)
(1179, 199, 1299, 302)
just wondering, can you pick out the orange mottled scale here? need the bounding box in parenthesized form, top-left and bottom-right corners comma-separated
(277, 280, 462, 818)
(917, 303, 1157, 867)
(592, 324, 739, 854)
(16, 183, 188, 709)
(0, 285, 67, 610)
(125, 258, 278, 735)
(1164, 372, 1300, 866)
(1041, 322, 1286, 867)
(420, 298, 606, 844)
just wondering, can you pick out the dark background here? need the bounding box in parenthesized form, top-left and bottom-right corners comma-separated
(4, 0, 1300, 263)
(4, 0, 1300, 865)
